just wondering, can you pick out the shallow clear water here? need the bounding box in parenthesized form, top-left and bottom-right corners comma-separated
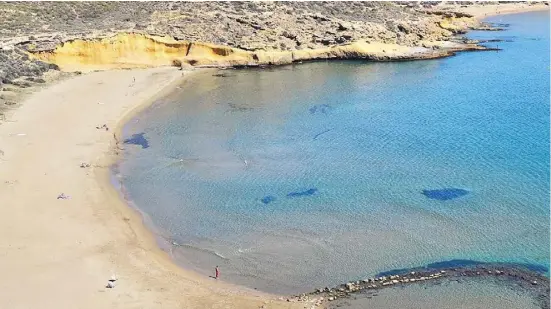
(119, 11, 550, 294)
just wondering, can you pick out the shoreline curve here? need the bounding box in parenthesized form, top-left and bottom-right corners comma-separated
(0, 67, 305, 309)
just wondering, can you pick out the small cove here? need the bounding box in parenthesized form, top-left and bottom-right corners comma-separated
(116, 11, 549, 301)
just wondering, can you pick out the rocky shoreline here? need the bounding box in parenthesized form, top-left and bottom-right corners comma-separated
(17, 15, 497, 69)
(2, 2, 538, 85)
(288, 262, 550, 309)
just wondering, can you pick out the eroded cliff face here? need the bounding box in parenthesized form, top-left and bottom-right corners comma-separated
(28, 33, 259, 70)
(30, 33, 191, 70)
(29, 32, 459, 71)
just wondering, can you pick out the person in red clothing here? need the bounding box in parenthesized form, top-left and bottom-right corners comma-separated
(215, 266, 220, 279)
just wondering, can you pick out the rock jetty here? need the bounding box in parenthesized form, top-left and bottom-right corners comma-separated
(287, 263, 550, 309)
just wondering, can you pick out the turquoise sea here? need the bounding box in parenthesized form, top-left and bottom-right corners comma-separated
(117, 11, 550, 296)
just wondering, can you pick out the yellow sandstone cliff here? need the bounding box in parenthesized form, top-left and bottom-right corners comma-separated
(30, 32, 457, 72)
(31, 33, 191, 70)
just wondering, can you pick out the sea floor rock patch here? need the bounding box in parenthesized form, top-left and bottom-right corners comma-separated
(313, 128, 333, 140)
(123, 132, 150, 149)
(422, 188, 468, 200)
(260, 196, 276, 204)
(309, 104, 332, 114)
(287, 188, 318, 198)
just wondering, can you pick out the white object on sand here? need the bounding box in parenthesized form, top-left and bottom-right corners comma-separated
(106, 274, 118, 288)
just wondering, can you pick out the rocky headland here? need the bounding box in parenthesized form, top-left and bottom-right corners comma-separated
(1, 1, 548, 113)
(2, 1, 545, 94)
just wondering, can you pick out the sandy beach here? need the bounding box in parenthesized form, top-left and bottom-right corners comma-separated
(0, 67, 304, 309)
(455, 2, 549, 19)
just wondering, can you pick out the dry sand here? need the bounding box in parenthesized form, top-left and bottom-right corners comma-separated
(0, 67, 303, 309)
(453, 2, 549, 19)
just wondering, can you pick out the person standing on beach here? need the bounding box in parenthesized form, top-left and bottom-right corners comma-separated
(215, 266, 220, 279)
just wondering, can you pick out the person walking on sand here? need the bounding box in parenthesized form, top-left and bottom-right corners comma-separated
(215, 266, 220, 279)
